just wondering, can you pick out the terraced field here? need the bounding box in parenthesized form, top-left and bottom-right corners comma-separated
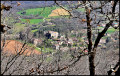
(17, 7, 57, 17)
(17, 6, 71, 24)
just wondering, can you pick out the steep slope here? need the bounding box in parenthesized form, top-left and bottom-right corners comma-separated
(1, 40, 41, 56)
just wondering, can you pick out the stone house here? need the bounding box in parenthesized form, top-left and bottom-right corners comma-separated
(33, 38, 42, 47)
(49, 31, 59, 39)
(57, 40, 63, 45)
(44, 31, 59, 39)
(54, 44, 60, 50)
(99, 39, 106, 44)
(112, 22, 119, 29)
(101, 23, 106, 27)
(68, 38, 73, 45)
(60, 35, 66, 41)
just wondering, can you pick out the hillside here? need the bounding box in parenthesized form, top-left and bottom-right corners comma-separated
(1, 40, 41, 56)
(1, 1, 119, 75)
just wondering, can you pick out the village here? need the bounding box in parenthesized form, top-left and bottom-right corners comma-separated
(1, 20, 118, 55)
(32, 22, 119, 55)
(1, 16, 119, 56)
(1, 1, 119, 75)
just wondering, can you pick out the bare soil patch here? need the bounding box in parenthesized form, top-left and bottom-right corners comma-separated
(1, 40, 41, 56)
(49, 8, 70, 17)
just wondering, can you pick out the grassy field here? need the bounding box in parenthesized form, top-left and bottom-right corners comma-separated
(98, 26, 118, 34)
(76, 7, 85, 12)
(17, 6, 57, 24)
(17, 7, 57, 18)
(35, 47, 55, 54)
(17, 6, 85, 25)
(107, 28, 116, 33)
(21, 19, 43, 24)
(17, 6, 72, 24)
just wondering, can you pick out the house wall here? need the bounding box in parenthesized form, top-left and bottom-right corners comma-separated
(44, 31, 59, 39)
(33, 39, 42, 47)
(49, 31, 58, 39)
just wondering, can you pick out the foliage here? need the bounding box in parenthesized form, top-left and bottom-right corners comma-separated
(31, 29, 38, 33)
(13, 23, 26, 33)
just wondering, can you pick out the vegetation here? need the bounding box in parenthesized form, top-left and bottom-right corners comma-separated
(76, 7, 85, 12)
(31, 29, 38, 33)
(21, 19, 44, 24)
(1, 1, 119, 75)
(13, 23, 26, 33)
(17, 7, 57, 18)
(107, 28, 116, 33)
(98, 26, 117, 33)
(17, 7, 57, 24)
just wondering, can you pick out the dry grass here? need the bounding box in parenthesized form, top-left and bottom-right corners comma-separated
(49, 8, 70, 17)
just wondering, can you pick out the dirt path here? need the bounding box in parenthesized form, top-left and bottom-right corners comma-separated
(1, 40, 41, 56)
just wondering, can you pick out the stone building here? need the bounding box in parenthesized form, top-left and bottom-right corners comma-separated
(99, 39, 106, 44)
(33, 38, 42, 47)
(44, 31, 59, 39)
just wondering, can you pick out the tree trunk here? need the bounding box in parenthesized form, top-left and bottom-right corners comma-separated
(85, 1, 117, 75)
(89, 51, 95, 76)
(85, 6, 95, 76)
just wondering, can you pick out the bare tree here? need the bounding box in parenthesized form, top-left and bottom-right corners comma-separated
(1, 2, 37, 75)
(54, 0, 119, 75)
(1, 1, 119, 75)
